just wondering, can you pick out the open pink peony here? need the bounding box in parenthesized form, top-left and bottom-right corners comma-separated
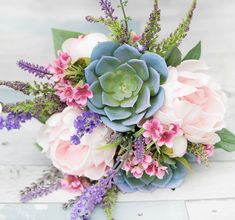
(36, 107, 116, 180)
(156, 60, 226, 145)
(62, 33, 108, 63)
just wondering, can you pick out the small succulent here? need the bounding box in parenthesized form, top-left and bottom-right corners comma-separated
(85, 42, 168, 132)
(115, 162, 187, 193)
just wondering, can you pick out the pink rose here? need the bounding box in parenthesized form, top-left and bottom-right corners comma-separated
(156, 60, 226, 146)
(37, 107, 116, 180)
(62, 33, 108, 63)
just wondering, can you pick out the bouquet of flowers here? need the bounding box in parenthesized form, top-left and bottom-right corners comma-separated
(1, 0, 235, 219)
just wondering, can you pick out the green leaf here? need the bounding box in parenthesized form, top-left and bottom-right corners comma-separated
(51, 28, 83, 53)
(164, 46, 182, 67)
(35, 143, 43, 152)
(183, 41, 201, 61)
(215, 128, 235, 152)
(97, 138, 123, 150)
(161, 146, 174, 156)
(175, 157, 192, 171)
(161, 154, 176, 165)
(101, 186, 118, 220)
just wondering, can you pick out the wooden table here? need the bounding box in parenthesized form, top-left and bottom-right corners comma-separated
(1, 0, 235, 219)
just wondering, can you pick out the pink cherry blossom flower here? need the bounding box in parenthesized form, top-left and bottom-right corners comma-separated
(141, 154, 153, 169)
(61, 175, 89, 192)
(57, 50, 71, 63)
(170, 123, 181, 135)
(132, 32, 142, 43)
(157, 130, 175, 147)
(74, 84, 93, 106)
(131, 166, 144, 179)
(205, 144, 214, 158)
(143, 119, 163, 140)
(155, 165, 168, 179)
(54, 80, 76, 105)
(123, 159, 132, 172)
(145, 162, 157, 176)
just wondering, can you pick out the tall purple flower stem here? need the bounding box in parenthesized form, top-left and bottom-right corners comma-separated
(17, 60, 52, 79)
(99, 0, 117, 20)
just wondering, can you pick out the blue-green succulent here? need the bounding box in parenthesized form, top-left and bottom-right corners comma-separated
(115, 162, 187, 193)
(85, 42, 168, 132)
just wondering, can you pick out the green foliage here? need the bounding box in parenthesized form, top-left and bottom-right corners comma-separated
(52, 28, 83, 54)
(87, 16, 128, 43)
(3, 95, 64, 124)
(63, 58, 90, 86)
(101, 186, 118, 220)
(35, 143, 43, 152)
(175, 157, 192, 171)
(164, 46, 182, 67)
(26, 82, 55, 96)
(187, 142, 208, 165)
(215, 128, 235, 152)
(156, 0, 197, 56)
(183, 41, 201, 61)
(141, 0, 161, 50)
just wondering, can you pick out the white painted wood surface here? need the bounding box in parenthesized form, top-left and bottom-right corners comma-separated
(1, 0, 235, 219)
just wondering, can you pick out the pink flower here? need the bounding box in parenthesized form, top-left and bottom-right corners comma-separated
(74, 84, 93, 106)
(155, 165, 168, 179)
(123, 159, 132, 172)
(131, 166, 144, 179)
(62, 33, 108, 63)
(156, 60, 226, 145)
(205, 144, 214, 157)
(36, 107, 116, 180)
(157, 130, 175, 147)
(132, 32, 142, 43)
(143, 119, 163, 140)
(141, 154, 153, 169)
(145, 162, 157, 176)
(57, 51, 71, 63)
(61, 175, 89, 192)
(57, 83, 74, 103)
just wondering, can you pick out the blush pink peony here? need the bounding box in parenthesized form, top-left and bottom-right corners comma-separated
(62, 33, 108, 63)
(36, 107, 116, 180)
(156, 60, 226, 146)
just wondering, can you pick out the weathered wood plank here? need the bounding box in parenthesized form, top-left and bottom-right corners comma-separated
(0, 201, 189, 220)
(0, 162, 235, 203)
(186, 199, 235, 220)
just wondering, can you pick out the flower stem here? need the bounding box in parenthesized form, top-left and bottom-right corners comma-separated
(119, 0, 129, 32)
(133, 128, 144, 138)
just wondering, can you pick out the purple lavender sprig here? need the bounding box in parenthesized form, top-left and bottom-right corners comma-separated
(133, 136, 146, 162)
(0, 112, 32, 130)
(70, 155, 127, 220)
(71, 169, 116, 220)
(20, 166, 63, 203)
(17, 60, 52, 79)
(71, 111, 102, 145)
(99, 0, 117, 20)
(20, 181, 61, 203)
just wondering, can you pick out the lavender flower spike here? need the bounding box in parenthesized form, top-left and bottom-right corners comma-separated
(17, 60, 52, 79)
(133, 136, 146, 162)
(71, 169, 116, 220)
(20, 181, 61, 203)
(71, 111, 102, 145)
(99, 0, 117, 20)
(0, 112, 32, 131)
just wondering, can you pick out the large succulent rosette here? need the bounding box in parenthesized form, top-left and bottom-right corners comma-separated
(115, 162, 187, 193)
(85, 42, 168, 132)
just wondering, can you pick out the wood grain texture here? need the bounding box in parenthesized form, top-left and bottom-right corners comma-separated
(0, 201, 189, 220)
(186, 199, 235, 220)
(1, 162, 235, 203)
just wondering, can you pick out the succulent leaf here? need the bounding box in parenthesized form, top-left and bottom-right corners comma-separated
(85, 41, 168, 132)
